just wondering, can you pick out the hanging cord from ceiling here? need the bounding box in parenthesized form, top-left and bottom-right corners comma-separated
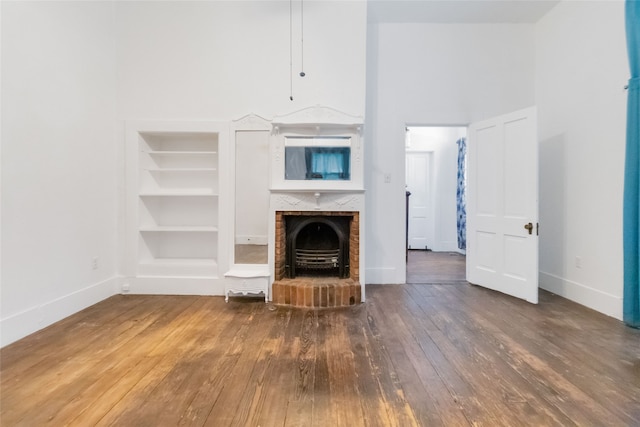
(289, 0, 294, 100)
(300, 0, 305, 77)
(289, 0, 306, 101)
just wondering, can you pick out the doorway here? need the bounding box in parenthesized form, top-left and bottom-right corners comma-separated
(405, 126, 467, 283)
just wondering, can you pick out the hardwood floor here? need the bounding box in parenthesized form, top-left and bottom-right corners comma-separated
(1, 285, 639, 426)
(406, 250, 466, 283)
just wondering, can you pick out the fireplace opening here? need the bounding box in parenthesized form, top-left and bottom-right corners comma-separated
(285, 216, 350, 278)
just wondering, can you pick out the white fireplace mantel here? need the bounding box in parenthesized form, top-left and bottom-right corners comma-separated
(271, 191, 364, 212)
(268, 105, 366, 300)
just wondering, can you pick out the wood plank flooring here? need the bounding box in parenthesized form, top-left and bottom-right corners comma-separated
(406, 251, 466, 283)
(1, 284, 639, 426)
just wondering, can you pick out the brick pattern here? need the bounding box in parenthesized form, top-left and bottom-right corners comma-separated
(273, 211, 361, 307)
(274, 212, 286, 281)
(271, 278, 361, 308)
(349, 213, 359, 282)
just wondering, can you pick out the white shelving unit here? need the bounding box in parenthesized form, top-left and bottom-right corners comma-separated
(124, 122, 229, 294)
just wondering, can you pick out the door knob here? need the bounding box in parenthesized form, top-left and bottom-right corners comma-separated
(524, 222, 533, 235)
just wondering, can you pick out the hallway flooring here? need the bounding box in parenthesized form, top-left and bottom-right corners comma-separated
(406, 250, 466, 283)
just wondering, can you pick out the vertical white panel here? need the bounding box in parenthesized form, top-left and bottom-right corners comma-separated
(476, 126, 499, 216)
(476, 231, 497, 272)
(504, 118, 529, 219)
(503, 235, 527, 280)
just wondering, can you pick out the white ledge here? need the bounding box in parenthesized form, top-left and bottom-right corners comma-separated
(225, 265, 270, 278)
(269, 188, 365, 193)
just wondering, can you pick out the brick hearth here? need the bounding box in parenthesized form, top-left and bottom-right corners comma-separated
(272, 211, 361, 308)
(272, 278, 360, 308)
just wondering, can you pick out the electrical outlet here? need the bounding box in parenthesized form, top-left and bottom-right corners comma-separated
(575, 256, 582, 269)
(122, 283, 130, 293)
(384, 173, 391, 183)
(92, 257, 99, 270)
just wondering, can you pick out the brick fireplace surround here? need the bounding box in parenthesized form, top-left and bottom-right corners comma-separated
(272, 211, 361, 308)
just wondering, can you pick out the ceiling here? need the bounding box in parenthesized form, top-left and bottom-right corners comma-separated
(367, 0, 561, 23)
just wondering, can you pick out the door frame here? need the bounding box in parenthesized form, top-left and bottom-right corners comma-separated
(404, 125, 468, 256)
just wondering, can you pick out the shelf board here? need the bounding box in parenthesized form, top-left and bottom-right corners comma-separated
(143, 151, 217, 155)
(139, 258, 217, 266)
(139, 226, 218, 232)
(139, 191, 218, 197)
(144, 168, 217, 172)
(137, 258, 219, 277)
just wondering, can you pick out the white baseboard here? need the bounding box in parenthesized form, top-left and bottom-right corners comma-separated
(1, 276, 118, 348)
(122, 276, 225, 296)
(539, 271, 622, 320)
(365, 267, 402, 284)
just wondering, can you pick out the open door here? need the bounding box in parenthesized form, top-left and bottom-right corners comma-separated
(466, 107, 538, 303)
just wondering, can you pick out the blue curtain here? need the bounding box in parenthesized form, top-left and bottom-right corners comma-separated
(312, 152, 343, 177)
(623, 0, 640, 328)
(456, 138, 467, 250)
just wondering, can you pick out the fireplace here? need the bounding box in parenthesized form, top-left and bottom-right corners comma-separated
(285, 215, 350, 279)
(268, 106, 364, 308)
(272, 210, 361, 308)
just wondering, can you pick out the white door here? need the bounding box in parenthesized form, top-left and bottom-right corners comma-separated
(406, 152, 434, 250)
(466, 107, 538, 303)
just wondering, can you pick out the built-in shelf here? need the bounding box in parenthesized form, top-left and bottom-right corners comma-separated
(128, 126, 224, 282)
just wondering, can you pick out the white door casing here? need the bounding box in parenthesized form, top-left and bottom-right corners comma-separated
(466, 107, 538, 303)
(406, 152, 434, 250)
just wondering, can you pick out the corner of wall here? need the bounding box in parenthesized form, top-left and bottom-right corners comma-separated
(0, 277, 118, 348)
(539, 271, 623, 321)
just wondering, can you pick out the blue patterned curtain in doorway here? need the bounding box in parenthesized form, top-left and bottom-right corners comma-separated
(623, 0, 640, 328)
(456, 138, 467, 250)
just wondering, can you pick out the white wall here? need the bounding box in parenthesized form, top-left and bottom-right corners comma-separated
(1, 2, 118, 346)
(115, 1, 367, 121)
(2, 0, 626, 348)
(407, 127, 466, 253)
(366, 22, 536, 283)
(0, 1, 367, 346)
(115, 0, 367, 289)
(536, 0, 628, 319)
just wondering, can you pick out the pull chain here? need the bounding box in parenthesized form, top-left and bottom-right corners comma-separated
(289, 0, 294, 100)
(300, 0, 305, 77)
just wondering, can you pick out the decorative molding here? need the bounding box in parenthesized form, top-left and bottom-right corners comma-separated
(273, 139, 282, 164)
(333, 195, 358, 210)
(272, 192, 364, 212)
(276, 194, 305, 208)
(272, 105, 363, 128)
(231, 113, 272, 131)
